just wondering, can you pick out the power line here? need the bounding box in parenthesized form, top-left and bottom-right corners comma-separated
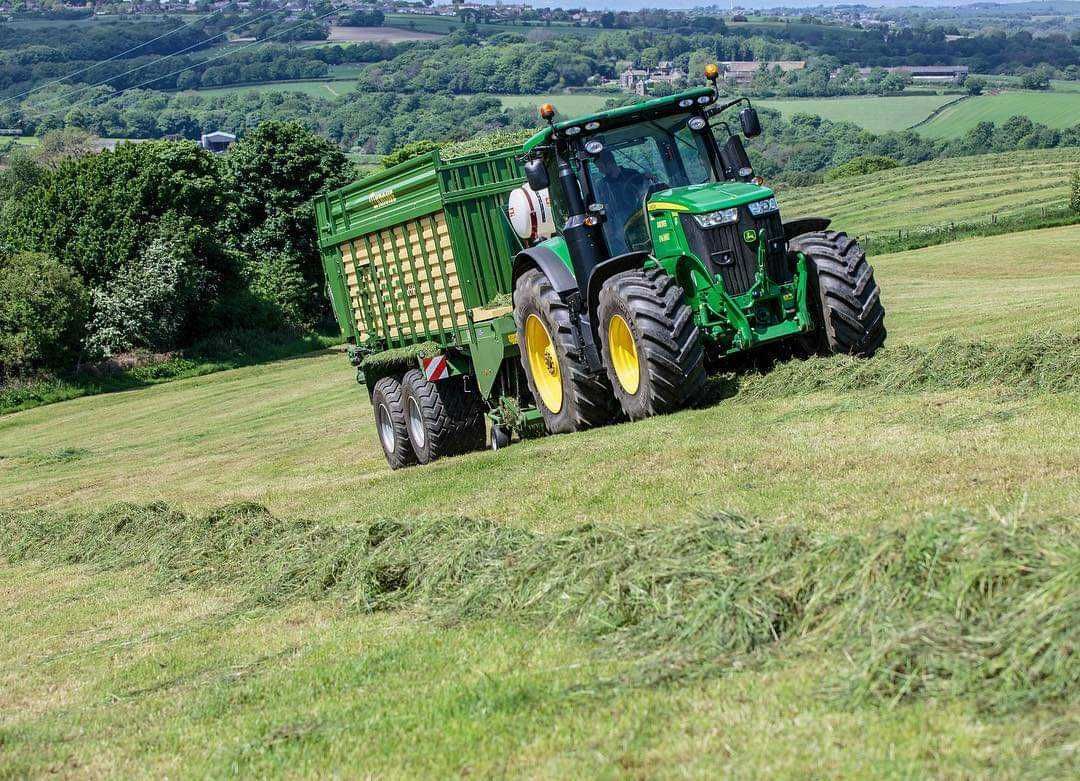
(14, 6, 292, 115)
(0, 7, 229, 108)
(23, 7, 346, 122)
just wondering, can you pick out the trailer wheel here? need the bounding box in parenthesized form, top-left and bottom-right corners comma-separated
(490, 424, 512, 451)
(597, 267, 706, 420)
(371, 376, 416, 470)
(400, 370, 486, 464)
(789, 230, 886, 357)
(514, 268, 616, 434)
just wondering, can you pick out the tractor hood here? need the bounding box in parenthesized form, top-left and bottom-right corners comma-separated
(646, 181, 774, 215)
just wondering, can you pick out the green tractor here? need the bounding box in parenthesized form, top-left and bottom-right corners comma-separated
(315, 65, 885, 467)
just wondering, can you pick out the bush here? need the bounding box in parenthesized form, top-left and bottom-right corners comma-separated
(85, 219, 210, 356)
(824, 155, 900, 182)
(1070, 170, 1080, 214)
(0, 252, 89, 378)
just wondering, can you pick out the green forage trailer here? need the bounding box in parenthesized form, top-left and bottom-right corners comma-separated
(316, 71, 886, 469)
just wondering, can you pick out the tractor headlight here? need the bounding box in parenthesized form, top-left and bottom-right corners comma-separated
(693, 208, 739, 228)
(747, 197, 779, 216)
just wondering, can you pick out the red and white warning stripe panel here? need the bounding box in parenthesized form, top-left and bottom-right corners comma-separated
(422, 354, 449, 382)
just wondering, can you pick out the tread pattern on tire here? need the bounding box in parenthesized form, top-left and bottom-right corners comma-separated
(514, 268, 616, 434)
(789, 230, 886, 357)
(371, 376, 415, 470)
(598, 267, 706, 419)
(401, 369, 486, 464)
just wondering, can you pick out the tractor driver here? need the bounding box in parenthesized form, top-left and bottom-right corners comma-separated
(592, 149, 652, 254)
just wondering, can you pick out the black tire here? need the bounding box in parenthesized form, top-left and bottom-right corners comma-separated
(371, 376, 416, 470)
(400, 369, 486, 465)
(789, 230, 886, 357)
(490, 424, 512, 451)
(514, 268, 616, 434)
(596, 267, 706, 420)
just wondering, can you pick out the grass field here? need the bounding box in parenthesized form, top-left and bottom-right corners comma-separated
(496, 92, 616, 116)
(383, 13, 601, 39)
(189, 79, 359, 99)
(326, 24, 442, 43)
(917, 90, 1080, 137)
(780, 147, 1080, 236)
(756, 94, 958, 133)
(2, 213, 1078, 773)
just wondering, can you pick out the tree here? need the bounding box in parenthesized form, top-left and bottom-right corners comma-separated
(964, 76, 987, 96)
(0, 252, 89, 378)
(222, 122, 353, 328)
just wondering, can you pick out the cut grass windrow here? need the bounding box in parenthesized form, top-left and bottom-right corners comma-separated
(723, 331, 1079, 400)
(3, 502, 1077, 713)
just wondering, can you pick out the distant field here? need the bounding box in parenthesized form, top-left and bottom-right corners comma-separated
(917, 91, 1080, 137)
(780, 147, 1080, 236)
(383, 13, 600, 38)
(755, 94, 957, 133)
(497, 92, 617, 117)
(190, 79, 358, 99)
(326, 24, 442, 43)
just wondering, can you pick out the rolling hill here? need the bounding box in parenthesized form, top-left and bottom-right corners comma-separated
(779, 147, 1080, 236)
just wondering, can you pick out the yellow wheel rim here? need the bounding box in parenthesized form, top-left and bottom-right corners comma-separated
(607, 314, 640, 395)
(525, 314, 563, 413)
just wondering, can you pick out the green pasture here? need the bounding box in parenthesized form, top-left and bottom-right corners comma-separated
(755, 94, 957, 133)
(383, 13, 600, 39)
(917, 90, 1080, 137)
(189, 79, 359, 100)
(496, 92, 617, 116)
(780, 147, 1080, 235)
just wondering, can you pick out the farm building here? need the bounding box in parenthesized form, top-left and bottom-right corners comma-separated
(718, 61, 806, 86)
(200, 131, 236, 153)
(851, 65, 969, 83)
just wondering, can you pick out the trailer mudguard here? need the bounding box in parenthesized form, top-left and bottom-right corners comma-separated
(783, 217, 832, 242)
(511, 238, 578, 298)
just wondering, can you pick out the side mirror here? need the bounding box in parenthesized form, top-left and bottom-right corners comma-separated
(739, 107, 762, 138)
(524, 158, 549, 192)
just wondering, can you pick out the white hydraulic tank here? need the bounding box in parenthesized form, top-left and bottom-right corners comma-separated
(507, 185, 555, 243)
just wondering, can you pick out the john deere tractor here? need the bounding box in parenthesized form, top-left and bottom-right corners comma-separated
(509, 66, 886, 433)
(315, 64, 886, 467)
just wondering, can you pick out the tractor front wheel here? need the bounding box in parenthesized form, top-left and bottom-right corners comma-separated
(514, 268, 616, 434)
(790, 231, 886, 357)
(597, 267, 706, 420)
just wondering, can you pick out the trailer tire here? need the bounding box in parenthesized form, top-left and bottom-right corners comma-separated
(371, 376, 416, 470)
(789, 231, 886, 357)
(597, 267, 706, 420)
(514, 268, 616, 434)
(400, 370, 486, 464)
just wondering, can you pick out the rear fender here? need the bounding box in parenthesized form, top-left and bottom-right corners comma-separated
(511, 237, 577, 299)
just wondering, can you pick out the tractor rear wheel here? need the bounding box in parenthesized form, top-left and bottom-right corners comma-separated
(514, 268, 616, 434)
(597, 267, 706, 420)
(790, 230, 886, 357)
(400, 370, 486, 464)
(371, 376, 416, 470)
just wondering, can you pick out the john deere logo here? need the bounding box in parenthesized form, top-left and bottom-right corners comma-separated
(743, 229, 757, 243)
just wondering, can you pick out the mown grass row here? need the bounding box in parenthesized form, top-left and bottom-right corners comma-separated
(714, 331, 1079, 401)
(3, 501, 1077, 713)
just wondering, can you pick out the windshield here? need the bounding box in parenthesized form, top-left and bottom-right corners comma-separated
(582, 114, 715, 255)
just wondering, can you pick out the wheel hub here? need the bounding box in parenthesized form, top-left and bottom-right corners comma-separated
(607, 314, 640, 395)
(525, 314, 563, 413)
